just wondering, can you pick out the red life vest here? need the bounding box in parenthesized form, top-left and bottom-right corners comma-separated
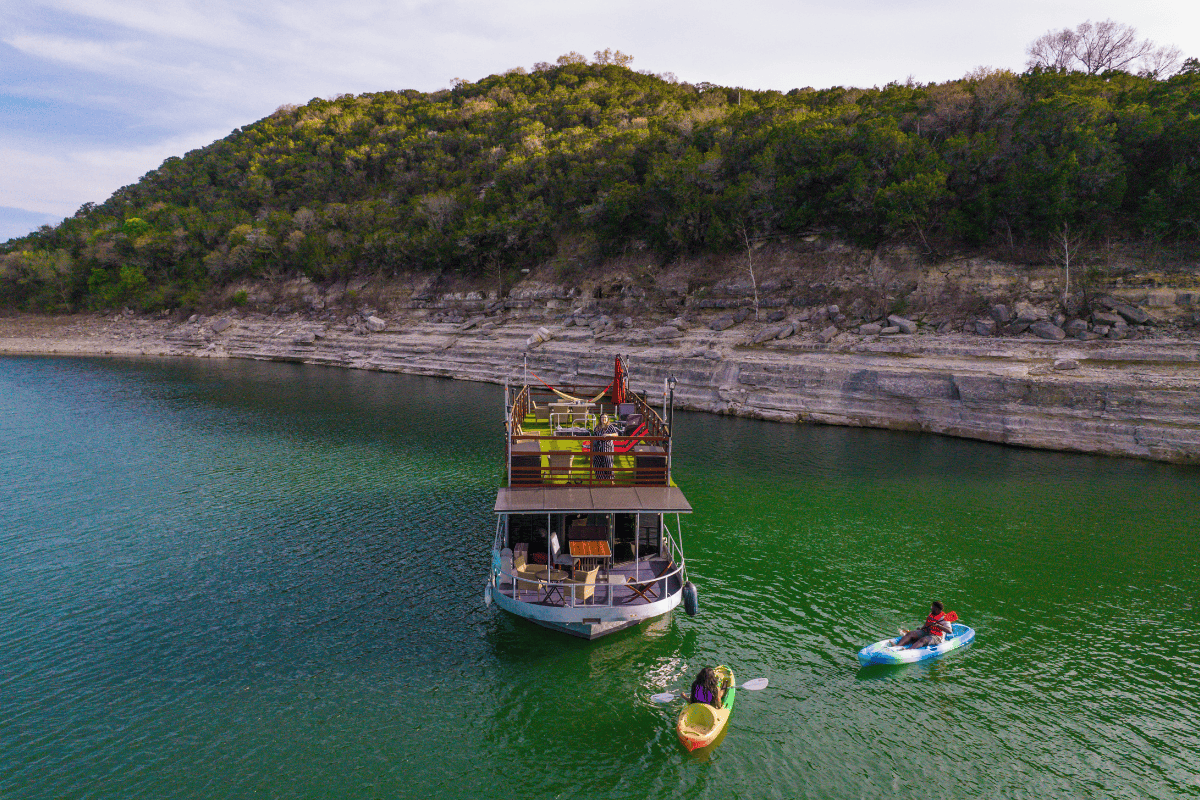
(924, 611, 948, 634)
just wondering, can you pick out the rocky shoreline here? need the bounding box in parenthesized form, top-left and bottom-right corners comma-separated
(3, 295, 1199, 465)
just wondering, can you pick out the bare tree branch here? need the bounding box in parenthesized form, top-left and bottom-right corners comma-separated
(1027, 28, 1078, 71)
(1027, 19, 1172, 74)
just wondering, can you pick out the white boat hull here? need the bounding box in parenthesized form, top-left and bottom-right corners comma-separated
(489, 578, 682, 640)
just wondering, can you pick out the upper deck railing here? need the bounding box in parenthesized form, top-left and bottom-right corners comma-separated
(504, 382, 672, 488)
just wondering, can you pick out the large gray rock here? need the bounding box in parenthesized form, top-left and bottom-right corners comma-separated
(1014, 301, 1048, 323)
(1029, 320, 1067, 341)
(1064, 319, 1089, 338)
(989, 304, 1012, 325)
(1003, 320, 1031, 335)
(710, 315, 737, 331)
(859, 323, 883, 335)
(816, 325, 839, 343)
(650, 326, 683, 340)
(887, 315, 917, 334)
(1092, 311, 1126, 328)
(211, 317, 234, 333)
(975, 319, 997, 336)
(1113, 304, 1151, 325)
(365, 315, 387, 332)
(776, 324, 795, 340)
(752, 325, 785, 344)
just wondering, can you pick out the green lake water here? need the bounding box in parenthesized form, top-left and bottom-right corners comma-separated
(2, 355, 1198, 799)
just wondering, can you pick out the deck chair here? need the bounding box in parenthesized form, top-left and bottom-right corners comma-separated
(626, 561, 674, 603)
(533, 401, 550, 423)
(569, 566, 599, 603)
(546, 452, 576, 484)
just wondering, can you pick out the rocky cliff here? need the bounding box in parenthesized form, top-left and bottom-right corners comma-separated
(3, 301, 1198, 465)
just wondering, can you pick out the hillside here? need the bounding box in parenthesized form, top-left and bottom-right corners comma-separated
(3, 58, 1200, 313)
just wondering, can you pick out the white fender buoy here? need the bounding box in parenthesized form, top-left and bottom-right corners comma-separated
(484, 583, 493, 607)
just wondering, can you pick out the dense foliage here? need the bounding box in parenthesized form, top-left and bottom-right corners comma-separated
(3, 58, 1199, 311)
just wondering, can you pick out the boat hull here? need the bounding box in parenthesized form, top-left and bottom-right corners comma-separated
(675, 666, 736, 751)
(490, 578, 682, 640)
(857, 623, 975, 666)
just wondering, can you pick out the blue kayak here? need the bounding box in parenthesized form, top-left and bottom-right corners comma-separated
(857, 622, 975, 666)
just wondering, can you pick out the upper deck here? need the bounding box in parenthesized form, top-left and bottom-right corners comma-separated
(503, 367, 674, 490)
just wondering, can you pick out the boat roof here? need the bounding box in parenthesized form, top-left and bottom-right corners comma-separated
(494, 486, 692, 514)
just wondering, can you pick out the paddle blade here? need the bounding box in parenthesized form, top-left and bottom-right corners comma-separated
(740, 678, 769, 691)
(650, 692, 681, 704)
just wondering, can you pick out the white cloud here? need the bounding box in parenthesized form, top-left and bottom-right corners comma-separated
(0, 129, 229, 216)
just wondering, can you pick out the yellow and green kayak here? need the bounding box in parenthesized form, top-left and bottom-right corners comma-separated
(675, 665, 736, 751)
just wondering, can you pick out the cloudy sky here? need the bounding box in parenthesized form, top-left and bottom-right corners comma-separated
(2, 0, 1197, 241)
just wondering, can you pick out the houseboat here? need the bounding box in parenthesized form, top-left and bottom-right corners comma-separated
(484, 356, 697, 639)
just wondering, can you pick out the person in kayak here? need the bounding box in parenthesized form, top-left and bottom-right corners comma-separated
(896, 601, 953, 649)
(687, 667, 724, 708)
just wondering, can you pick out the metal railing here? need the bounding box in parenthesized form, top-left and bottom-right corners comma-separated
(505, 383, 672, 488)
(488, 518, 687, 610)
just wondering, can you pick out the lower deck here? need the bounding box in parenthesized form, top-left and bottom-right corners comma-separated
(494, 556, 682, 609)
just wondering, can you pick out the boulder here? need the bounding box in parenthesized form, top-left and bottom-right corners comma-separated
(887, 315, 917, 334)
(733, 308, 751, 324)
(776, 324, 795, 340)
(292, 331, 316, 345)
(975, 319, 997, 336)
(1029, 320, 1067, 341)
(458, 315, 485, 331)
(858, 323, 883, 335)
(211, 317, 234, 333)
(766, 310, 787, 323)
(752, 325, 785, 344)
(650, 326, 683, 340)
(710, 315, 737, 331)
(1092, 311, 1126, 328)
(1113, 304, 1151, 325)
(816, 325, 839, 344)
(1064, 319, 1089, 338)
(1014, 301, 1048, 323)
(989, 304, 1012, 325)
(365, 315, 387, 332)
(1053, 359, 1080, 371)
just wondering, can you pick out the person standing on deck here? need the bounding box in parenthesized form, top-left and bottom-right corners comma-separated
(590, 413, 621, 482)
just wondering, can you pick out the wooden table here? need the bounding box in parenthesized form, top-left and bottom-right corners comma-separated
(568, 539, 612, 575)
(568, 540, 612, 559)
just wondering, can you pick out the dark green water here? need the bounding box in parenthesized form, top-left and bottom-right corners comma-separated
(2, 356, 1198, 799)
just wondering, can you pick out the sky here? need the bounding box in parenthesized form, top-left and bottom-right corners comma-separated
(2, 0, 1198, 242)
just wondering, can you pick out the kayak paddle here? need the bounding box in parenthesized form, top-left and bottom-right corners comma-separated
(650, 677, 769, 704)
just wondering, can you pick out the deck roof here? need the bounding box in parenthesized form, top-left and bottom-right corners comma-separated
(494, 486, 692, 514)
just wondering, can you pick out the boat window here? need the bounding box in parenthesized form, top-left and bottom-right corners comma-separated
(639, 514, 661, 556)
(614, 513, 637, 563)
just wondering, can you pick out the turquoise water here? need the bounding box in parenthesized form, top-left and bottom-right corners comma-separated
(1, 356, 1198, 799)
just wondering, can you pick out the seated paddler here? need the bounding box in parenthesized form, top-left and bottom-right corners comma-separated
(687, 667, 724, 708)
